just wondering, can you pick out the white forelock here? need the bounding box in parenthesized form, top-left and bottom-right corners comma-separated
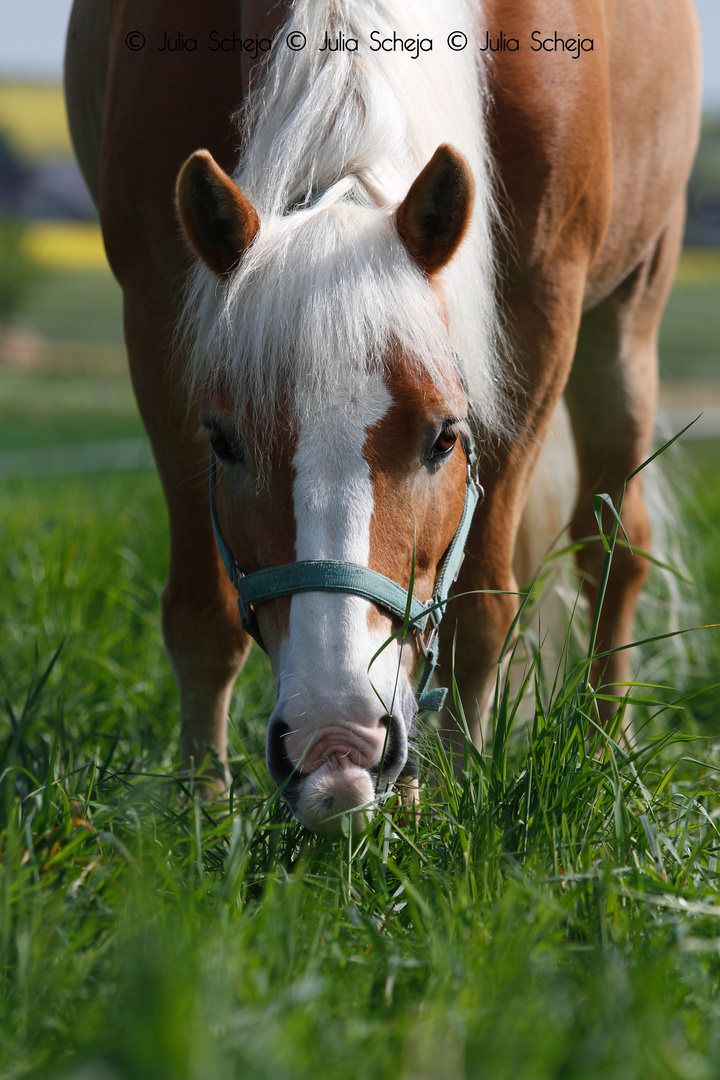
(179, 0, 513, 441)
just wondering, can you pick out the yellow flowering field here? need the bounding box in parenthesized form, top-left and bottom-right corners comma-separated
(0, 83, 72, 160)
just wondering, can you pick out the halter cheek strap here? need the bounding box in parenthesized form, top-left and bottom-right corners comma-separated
(209, 439, 483, 713)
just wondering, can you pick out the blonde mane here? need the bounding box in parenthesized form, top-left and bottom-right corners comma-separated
(179, 0, 511, 438)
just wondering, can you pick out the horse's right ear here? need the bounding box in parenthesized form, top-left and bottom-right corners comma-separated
(396, 144, 474, 276)
(176, 150, 259, 276)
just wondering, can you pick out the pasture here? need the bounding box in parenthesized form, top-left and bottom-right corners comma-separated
(2, 77, 720, 1076)
(1, 252, 720, 1078)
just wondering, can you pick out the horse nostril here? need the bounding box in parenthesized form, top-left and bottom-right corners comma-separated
(369, 713, 406, 781)
(266, 719, 295, 786)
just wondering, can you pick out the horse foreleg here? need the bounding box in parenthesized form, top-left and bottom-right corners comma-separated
(437, 274, 587, 754)
(123, 289, 251, 788)
(162, 573, 250, 788)
(437, 491, 526, 755)
(565, 198, 686, 725)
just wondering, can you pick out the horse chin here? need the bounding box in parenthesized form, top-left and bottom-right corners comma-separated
(295, 761, 376, 835)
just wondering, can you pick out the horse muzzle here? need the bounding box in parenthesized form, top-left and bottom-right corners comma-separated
(266, 711, 411, 834)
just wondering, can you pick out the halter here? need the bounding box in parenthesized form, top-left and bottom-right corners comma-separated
(209, 436, 483, 714)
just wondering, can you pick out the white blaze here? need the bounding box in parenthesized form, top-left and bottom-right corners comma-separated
(275, 372, 401, 740)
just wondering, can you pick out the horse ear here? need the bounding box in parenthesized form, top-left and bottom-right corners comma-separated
(395, 144, 474, 276)
(176, 150, 259, 276)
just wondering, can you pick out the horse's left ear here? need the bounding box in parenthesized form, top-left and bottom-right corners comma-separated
(395, 144, 474, 276)
(176, 150, 259, 276)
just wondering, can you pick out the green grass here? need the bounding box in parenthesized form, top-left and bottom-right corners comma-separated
(0, 370, 143, 452)
(659, 283, 720, 383)
(12, 270, 124, 350)
(1, 451, 720, 1080)
(0, 260, 719, 1079)
(0, 268, 134, 451)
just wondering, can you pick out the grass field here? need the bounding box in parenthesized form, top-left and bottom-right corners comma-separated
(2, 76, 720, 1077)
(1, 248, 720, 1077)
(1, 451, 720, 1080)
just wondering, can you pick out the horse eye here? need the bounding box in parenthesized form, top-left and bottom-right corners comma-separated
(207, 425, 243, 465)
(429, 424, 458, 461)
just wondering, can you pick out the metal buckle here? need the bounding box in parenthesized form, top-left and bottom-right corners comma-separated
(417, 618, 439, 661)
(467, 462, 485, 503)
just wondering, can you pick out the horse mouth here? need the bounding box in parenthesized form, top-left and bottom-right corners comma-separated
(295, 760, 376, 835)
(266, 715, 412, 833)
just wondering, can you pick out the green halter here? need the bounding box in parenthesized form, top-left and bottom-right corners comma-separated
(209, 436, 483, 713)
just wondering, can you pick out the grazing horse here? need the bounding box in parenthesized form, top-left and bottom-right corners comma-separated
(65, 0, 700, 832)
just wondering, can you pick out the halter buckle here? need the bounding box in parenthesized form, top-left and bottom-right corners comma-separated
(467, 462, 485, 503)
(417, 616, 439, 660)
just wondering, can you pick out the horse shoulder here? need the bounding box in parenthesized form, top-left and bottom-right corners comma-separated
(586, 0, 701, 302)
(65, 0, 111, 206)
(486, 0, 615, 278)
(93, 1, 286, 289)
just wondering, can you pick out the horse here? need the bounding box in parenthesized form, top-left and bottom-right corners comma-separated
(64, 0, 701, 832)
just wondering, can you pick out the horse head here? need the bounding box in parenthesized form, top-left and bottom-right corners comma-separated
(176, 145, 477, 833)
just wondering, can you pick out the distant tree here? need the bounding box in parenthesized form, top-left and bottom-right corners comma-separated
(0, 130, 43, 323)
(0, 214, 43, 324)
(686, 116, 720, 247)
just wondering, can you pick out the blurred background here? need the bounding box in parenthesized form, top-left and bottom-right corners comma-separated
(0, 0, 718, 474)
(0, 1, 146, 474)
(0, 2, 719, 478)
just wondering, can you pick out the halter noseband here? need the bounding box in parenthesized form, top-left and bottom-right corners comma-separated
(209, 435, 483, 713)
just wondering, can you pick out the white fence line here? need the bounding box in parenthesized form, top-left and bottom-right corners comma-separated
(0, 438, 154, 478)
